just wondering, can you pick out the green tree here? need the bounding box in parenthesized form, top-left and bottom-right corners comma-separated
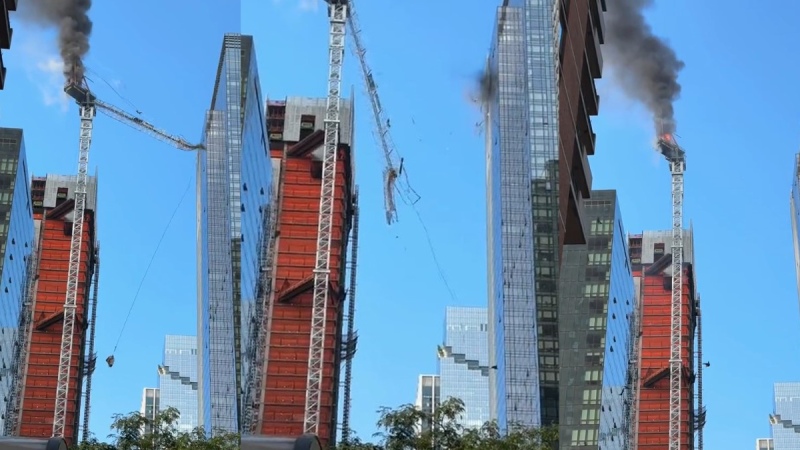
(336, 398, 558, 450)
(73, 407, 239, 450)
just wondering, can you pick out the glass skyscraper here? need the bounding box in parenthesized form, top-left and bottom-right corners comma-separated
(197, 33, 272, 433)
(0, 128, 34, 434)
(559, 191, 635, 448)
(486, 0, 560, 428)
(771, 383, 800, 449)
(437, 307, 490, 429)
(791, 154, 800, 310)
(158, 335, 199, 432)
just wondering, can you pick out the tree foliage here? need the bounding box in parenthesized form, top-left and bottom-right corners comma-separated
(73, 407, 239, 450)
(336, 398, 558, 450)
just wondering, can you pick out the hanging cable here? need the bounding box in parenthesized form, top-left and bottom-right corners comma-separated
(110, 176, 193, 357)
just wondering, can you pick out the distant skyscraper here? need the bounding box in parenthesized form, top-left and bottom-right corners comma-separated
(196, 33, 272, 434)
(0, 128, 33, 436)
(140, 388, 159, 435)
(559, 191, 635, 448)
(790, 154, 800, 310)
(771, 383, 800, 449)
(158, 335, 198, 432)
(484, 0, 607, 429)
(437, 307, 489, 429)
(756, 438, 774, 450)
(415, 375, 440, 434)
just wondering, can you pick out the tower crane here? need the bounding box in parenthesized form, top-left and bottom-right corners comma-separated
(656, 133, 685, 450)
(303, 0, 347, 435)
(347, 0, 417, 224)
(52, 80, 202, 438)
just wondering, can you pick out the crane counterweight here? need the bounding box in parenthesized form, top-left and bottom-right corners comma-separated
(64, 83, 95, 107)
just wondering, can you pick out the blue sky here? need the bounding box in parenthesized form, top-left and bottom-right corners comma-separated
(0, 0, 798, 447)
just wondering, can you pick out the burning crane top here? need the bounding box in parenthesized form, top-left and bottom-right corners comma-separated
(656, 133, 685, 164)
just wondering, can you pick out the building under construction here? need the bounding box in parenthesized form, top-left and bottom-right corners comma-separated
(628, 230, 703, 450)
(259, 97, 356, 447)
(11, 175, 98, 444)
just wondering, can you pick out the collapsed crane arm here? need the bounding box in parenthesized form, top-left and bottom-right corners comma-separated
(347, 0, 416, 223)
(95, 100, 204, 151)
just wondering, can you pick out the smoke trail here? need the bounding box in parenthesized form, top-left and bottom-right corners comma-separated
(604, 0, 683, 134)
(24, 0, 93, 82)
(475, 68, 498, 109)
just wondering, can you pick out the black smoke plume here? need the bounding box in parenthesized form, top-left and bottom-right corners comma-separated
(604, 0, 683, 134)
(24, 0, 93, 82)
(475, 68, 498, 108)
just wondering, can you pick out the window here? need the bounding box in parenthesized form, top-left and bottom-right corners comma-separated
(654, 242, 666, 254)
(588, 317, 606, 330)
(580, 408, 599, 425)
(584, 370, 601, 384)
(584, 283, 608, 297)
(584, 352, 602, 366)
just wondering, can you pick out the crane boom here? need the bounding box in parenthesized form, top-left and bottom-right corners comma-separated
(346, 0, 414, 223)
(657, 134, 685, 450)
(94, 99, 204, 151)
(304, 0, 346, 435)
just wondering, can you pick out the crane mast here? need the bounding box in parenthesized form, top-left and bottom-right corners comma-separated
(53, 83, 95, 438)
(304, 0, 347, 435)
(657, 134, 685, 450)
(54, 81, 202, 438)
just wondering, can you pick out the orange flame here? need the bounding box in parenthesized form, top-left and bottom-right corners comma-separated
(659, 133, 674, 143)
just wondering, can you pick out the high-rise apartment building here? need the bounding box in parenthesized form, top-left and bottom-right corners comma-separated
(756, 438, 774, 450)
(790, 154, 800, 308)
(485, 0, 606, 428)
(157, 335, 198, 432)
(558, 191, 635, 448)
(415, 374, 440, 434)
(437, 307, 489, 429)
(196, 33, 272, 434)
(260, 96, 356, 447)
(0, 0, 18, 89)
(771, 383, 800, 449)
(0, 128, 33, 435)
(140, 388, 159, 435)
(628, 230, 699, 450)
(12, 174, 97, 444)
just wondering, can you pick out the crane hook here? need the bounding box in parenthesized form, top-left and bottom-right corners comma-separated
(106, 355, 115, 368)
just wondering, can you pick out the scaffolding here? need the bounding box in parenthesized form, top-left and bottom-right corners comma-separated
(81, 248, 100, 442)
(340, 187, 360, 442)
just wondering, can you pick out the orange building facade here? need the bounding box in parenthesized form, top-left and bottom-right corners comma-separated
(18, 175, 97, 444)
(259, 98, 355, 447)
(629, 231, 698, 450)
